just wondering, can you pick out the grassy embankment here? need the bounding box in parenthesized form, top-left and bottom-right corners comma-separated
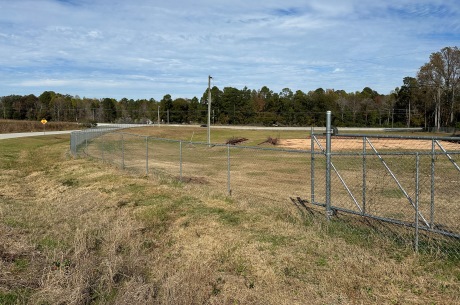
(0, 128, 459, 304)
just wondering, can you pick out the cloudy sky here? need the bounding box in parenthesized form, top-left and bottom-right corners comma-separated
(0, 0, 459, 100)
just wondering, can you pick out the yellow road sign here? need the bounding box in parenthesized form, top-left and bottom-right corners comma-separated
(41, 119, 47, 124)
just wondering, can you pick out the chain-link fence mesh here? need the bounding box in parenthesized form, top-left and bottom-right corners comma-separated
(70, 127, 460, 259)
(311, 134, 460, 259)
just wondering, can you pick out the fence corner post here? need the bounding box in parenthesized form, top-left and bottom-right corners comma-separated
(326, 111, 332, 220)
(415, 153, 420, 253)
(311, 126, 315, 205)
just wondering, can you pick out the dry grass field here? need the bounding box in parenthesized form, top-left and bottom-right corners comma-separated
(1, 129, 460, 304)
(0, 119, 80, 133)
(88, 126, 460, 235)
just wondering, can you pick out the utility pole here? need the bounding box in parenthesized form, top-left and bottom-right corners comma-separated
(207, 75, 212, 146)
(157, 105, 160, 127)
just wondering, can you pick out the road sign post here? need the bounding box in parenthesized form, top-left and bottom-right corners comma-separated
(41, 119, 47, 134)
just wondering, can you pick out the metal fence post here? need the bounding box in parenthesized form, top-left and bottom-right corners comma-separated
(325, 111, 332, 220)
(121, 133, 125, 169)
(101, 136, 104, 162)
(151, 138, 154, 176)
(311, 127, 315, 205)
(145, 136, 149, 176)
(415, 153, 420, 253)
(71, 133, 75, 155)
(227, 144, 232, 196)
(430, 139, 435, 228)
(362, 136, 367, 215)
(179, 140, 183, 181)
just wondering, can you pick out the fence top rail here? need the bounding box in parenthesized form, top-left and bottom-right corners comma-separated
(71, 127, 123, 134)
(332, 133, 460, 142)
(329, 151, 460, 156)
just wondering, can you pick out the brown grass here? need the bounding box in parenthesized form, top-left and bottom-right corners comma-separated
(0, 135, 459, 304)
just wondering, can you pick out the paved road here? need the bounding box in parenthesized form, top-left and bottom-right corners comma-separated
(0, 125, 424, 141)
(0, 130, 79, 140)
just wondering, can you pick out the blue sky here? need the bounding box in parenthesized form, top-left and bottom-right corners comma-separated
(0, 0, 459, 100)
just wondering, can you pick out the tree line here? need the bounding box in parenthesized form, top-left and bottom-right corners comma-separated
(1, 46, 459, 129)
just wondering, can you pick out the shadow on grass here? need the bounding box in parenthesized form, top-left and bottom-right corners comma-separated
(290, 197, 460, 263)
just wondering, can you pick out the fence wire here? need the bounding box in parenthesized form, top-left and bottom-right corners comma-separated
(311, 134, 460, 258)
(70, 128, 460, 259)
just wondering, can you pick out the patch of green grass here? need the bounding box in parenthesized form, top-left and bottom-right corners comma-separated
(37, 236, 62, 251)
(4, 218, 28, 229)
(0, 136, 69, 174)
(0, 292, 19, 305)
(88, 287, 119, 304)
(315, 257, 328, 267)
(233, 256, 250, 276)
(0, 289, 31, 305)
(174, 195, 197, 206)
(14, 258, 29, 271)
(136, 195, 197, 232)
(123, 183, 147, 199)
(255, 233, 289, 247)
(417, 237, 460, 263)
(137, 199, 183, 232)
(270, 207, 301, 225)
(189, 205, 242, 226)
(217, 245, 251, 277)
(218, 210, 241, 225)
(282, 266, 297, 277)
(138, 205, 171, 225)
(325, 217, 376, 248)
(137, 193, 171, 206)
(380, 188, 405, 199)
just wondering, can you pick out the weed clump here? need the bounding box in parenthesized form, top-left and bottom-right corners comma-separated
(258, 136, 279, 145)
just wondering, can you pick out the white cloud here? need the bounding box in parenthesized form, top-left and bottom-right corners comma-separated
(19, 79, 72, 87)
(0, 0, 458, 99)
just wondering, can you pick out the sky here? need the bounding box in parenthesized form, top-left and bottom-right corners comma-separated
(0, 0, 459, 101)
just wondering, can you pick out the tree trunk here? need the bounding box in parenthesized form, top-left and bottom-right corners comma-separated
(437, 87, 441, 131)
(407, 100, 411, 128)
(450, 87, 455, 124)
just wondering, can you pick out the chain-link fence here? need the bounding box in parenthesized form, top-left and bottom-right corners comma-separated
(311, 132, 460, 257)
(71, 130, 311, 204)
(70, 118, 460, 258)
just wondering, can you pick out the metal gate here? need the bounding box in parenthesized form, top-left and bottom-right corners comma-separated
(310, 111, 460, 251)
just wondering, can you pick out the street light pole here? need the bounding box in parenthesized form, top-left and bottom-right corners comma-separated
(207, 75, 212, 146)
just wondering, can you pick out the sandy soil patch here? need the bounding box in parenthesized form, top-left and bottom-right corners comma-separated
(278, 137, 460, 151)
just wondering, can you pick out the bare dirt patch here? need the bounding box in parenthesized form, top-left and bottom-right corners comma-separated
(278, 137, 460, 151)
